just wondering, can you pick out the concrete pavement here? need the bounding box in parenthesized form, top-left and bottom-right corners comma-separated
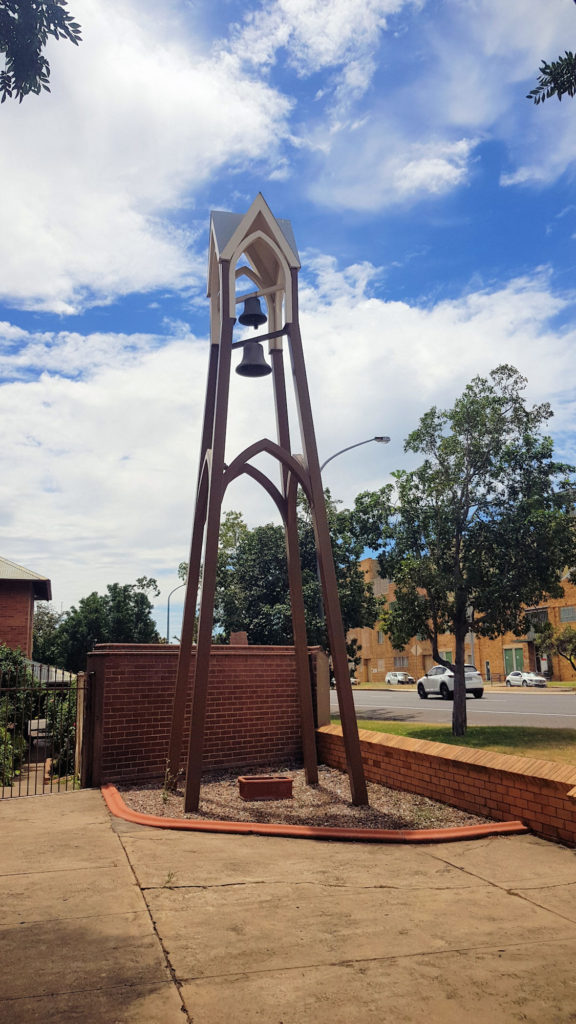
(2, 789, 576, 1022)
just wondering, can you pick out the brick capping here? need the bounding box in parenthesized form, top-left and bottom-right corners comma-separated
(89, 643, 303, 657)
(317, 725, 576, 846)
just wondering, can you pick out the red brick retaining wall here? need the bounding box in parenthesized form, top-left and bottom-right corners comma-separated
(317, 725, 576, 846)
(86, 644, 323, 785)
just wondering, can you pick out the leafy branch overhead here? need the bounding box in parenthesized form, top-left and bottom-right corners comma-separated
(0, 0, 81, 103)
(527, 50, 576, 104)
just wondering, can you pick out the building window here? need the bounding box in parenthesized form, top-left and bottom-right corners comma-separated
(560, 606, 576, 622)
(377, 630, 384, 644)
(377, 659, 385, 671)
(440, 650, 453, 663)
(394, 656, 408, 668)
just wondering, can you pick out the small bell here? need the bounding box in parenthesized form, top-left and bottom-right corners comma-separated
(238, 296, 267, 329)
(236, 340, 272, 377)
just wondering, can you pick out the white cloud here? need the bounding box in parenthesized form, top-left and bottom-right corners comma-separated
(230, 0, 415, 75)
(308, 129, 478, 210)
(0, 327, 163, 380)
(413, 0, 576, 187)
(0, 0, 291, 313)
(2, 261, 574, 613)
(302, 0, 576, 208)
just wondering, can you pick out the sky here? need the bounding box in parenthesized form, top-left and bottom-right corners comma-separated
(1, 0, 576, 640)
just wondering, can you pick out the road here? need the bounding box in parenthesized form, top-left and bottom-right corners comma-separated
(329, 688, 576, 729)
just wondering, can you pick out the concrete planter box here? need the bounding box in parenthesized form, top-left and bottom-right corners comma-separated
(238, 775, 293, 801)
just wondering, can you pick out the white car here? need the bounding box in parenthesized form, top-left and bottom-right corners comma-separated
(385, 671, 415, 685)
(505, 670, 547, 688)
(417, 664, 484, 700)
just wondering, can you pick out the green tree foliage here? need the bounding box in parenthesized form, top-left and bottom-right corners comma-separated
(32, 603, 63, 664)
(534, 621, 576, 672)
(353, 365, 576, 736)
(187, 498, 380, 662)
(46, 679, 76, 777)
(37, 578, 161, 673)
(0, 642, 43, 784)
(0, 0, 81, 103)
(527, 50, 576, 104)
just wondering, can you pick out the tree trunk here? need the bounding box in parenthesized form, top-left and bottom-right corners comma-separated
(452, 628, 467, 737)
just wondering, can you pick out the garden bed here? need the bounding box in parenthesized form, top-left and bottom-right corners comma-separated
(119, 763, 495, 831)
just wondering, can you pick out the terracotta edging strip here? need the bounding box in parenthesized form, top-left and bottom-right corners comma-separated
(101, 785, 528, 844)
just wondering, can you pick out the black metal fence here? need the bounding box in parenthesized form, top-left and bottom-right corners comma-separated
(0, 662, 83, 798)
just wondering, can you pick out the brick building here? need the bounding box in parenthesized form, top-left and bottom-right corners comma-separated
(348, 558, 576, 684)
(0, 556, 52, 658)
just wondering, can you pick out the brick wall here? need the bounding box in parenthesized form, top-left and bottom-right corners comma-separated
(0, 581, 35, 657)
(87, 644, 325, 785)
(317, 725, 576, 846)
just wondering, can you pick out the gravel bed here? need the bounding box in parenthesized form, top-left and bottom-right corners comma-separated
(119, 763, 494, 831)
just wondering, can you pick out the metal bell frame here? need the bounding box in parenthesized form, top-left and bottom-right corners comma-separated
(167, 194, 368, 812)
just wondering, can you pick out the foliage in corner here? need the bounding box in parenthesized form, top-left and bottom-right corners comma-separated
(0, 642, 43, 785)
(527, 50, 576, 104)
(0, 0, 81, 103)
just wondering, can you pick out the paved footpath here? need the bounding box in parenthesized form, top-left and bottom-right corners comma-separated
(2, 789, 576, 1023)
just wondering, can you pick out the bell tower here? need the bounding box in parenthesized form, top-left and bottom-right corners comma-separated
(167, 195, 368, 812)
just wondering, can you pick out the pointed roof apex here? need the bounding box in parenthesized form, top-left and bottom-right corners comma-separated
(0, 556, 52, 601)
(210, 193, 300, 268)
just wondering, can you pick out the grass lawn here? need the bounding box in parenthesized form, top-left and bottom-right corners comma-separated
(334, 718, 576, 766)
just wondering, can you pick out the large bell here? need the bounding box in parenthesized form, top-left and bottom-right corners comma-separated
(236, 340, 272, 377)
(238, 296, 267, 329)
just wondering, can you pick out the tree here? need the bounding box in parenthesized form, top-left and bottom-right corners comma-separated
(32, 603, 63, 664)
(54, 577, 161, 672)
(0, 642, 43, 784)
(0, 0, 81, 103)
(353, 365, 576, 736)
(534, 620, 576, 672)
(527, 51, 576, 104)
(185, 498, 381, 662)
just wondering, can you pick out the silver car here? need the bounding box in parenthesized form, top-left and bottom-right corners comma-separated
(505, 670, 547, 688)
(385, 671, 415, 685)
(417, 664, 484, 700)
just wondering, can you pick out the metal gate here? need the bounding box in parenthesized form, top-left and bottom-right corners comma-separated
(0, 663, 85, 799)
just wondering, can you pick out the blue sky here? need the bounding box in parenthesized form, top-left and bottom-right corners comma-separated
(1, 0, 576, 639)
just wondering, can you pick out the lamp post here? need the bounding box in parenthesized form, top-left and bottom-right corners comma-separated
(166, 582, 186, 644)
(320, 435, 390, 472)
(316, 433, 391, 643)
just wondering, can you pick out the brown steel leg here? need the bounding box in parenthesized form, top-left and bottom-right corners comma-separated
(166, 469, 208, 784)
(284, 477, 319, 784)
(287, 269, 368, 806)
(167, 341, 220, 785)
(184, 263, 234, 813)
(271, 348, 318, 785)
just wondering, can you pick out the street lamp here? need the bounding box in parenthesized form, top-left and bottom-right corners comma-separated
(166, 582, 186, 644)
(320, 435, 390, 472)
(316, 433, 391, 635)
